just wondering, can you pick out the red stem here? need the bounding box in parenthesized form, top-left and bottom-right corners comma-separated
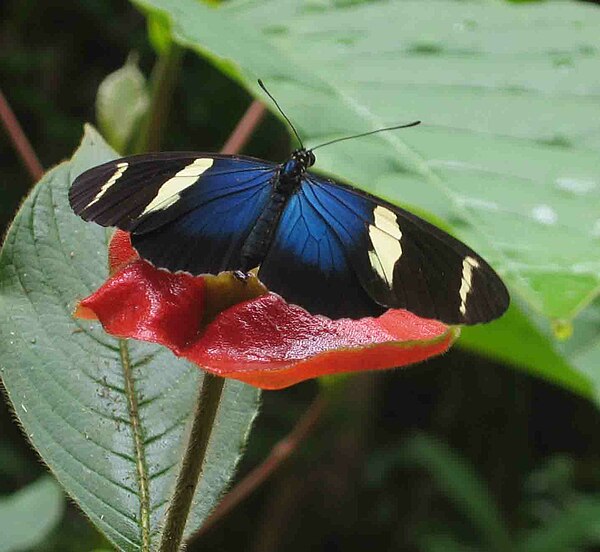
(190, 394, 327, 541)
(221, 101, 267, 155)
(0, 88, 44, 181)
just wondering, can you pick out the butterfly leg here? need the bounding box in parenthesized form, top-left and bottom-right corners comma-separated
(233, 270, 250, 282)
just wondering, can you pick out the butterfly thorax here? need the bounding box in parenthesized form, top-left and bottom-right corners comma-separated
(239, 149, 316, 271)
(277, 148, 315, 192)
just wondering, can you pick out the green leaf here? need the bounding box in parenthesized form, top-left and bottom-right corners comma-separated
(463, 294, 600, 404)
(96, 56, 150, 154)
(130, 0, 600, 399)
(460, 302, 593, 399)
(0, 126, 260, 551)
(554, 297, 600, 404)
(132, 0, 600, 320)
(146, 11, 172, 54)
(0, 476, 65, 552)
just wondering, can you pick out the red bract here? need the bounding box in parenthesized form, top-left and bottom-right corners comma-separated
(75, 230, 458, 389)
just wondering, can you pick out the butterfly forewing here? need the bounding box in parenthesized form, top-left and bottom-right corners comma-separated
(70, 153, 277, 274)
(69, 153, 275, 229)
(131, 176, 273, 274)
(301, 176, 509, 324)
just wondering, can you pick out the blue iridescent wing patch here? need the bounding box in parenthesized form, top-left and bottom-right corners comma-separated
(257, 187, 383, 319)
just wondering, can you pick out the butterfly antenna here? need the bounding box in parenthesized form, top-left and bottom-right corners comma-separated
(258, 79, 304, 149)
(311, 121, 421, 151)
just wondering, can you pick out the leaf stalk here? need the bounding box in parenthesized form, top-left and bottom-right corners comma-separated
(133, 43, 183, 153)
(158, 372, 225, 552)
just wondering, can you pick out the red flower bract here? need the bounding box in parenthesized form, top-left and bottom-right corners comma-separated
(75, 230, 458, 389)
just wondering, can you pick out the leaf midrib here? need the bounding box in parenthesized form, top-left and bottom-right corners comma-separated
(119, 340, 151, 551)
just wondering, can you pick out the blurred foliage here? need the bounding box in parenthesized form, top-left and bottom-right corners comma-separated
(392, 434, 600, 552)
(0, 477, 64, 552)
(195, 357, 600, 552)
(95, 55, 150, 153)
(1, 0, 600, 551)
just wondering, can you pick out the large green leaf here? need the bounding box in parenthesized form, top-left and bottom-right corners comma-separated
(0, 126, 260, 551)
(460, 302, 593, 398)
(462, 293, 600, 402)
(0, 476, 64, 552)
(554, 297, 600, 404)
(131, 0, 600, 400)
(133, 0, 600, 321)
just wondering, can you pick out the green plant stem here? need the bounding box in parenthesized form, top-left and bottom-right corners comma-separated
(133, 43, 183, 153)
(156, 91, 266, 551)
(158, 373, 225, 552)
(120, 340, 151, 551)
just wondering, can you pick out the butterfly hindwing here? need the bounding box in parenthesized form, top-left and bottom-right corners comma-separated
(258, 188, 385, 319)
(70, 153, 277, 274)
(297, 176, 509, 324)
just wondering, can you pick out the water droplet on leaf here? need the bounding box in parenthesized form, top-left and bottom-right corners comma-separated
(531, 204, 557, 225)
(552, 319, 573, 341)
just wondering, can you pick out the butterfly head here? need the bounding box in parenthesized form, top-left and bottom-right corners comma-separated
(281, 149, 316, 183)
(292, 148, 315, 170)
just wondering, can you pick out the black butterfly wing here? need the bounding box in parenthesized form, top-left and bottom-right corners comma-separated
(302, 175, 509, 324)
(257, 186, 384, 319)
(70, 153, 277, 274)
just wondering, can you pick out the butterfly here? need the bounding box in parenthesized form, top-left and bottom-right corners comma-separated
(69, 84, 509, 325)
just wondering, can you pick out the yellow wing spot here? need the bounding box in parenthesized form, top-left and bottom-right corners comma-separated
(368, 206, 403, 287)
(373, 205, 402, 239)
(459, 256, 480, 316)
(141, 158, 214, 215)
(87, 162, 128, 207)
